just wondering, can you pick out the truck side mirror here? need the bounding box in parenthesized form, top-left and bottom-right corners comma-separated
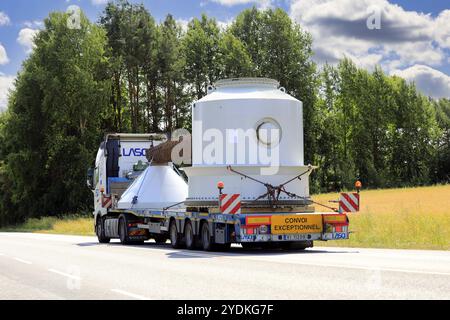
(87, 168, 94, 190)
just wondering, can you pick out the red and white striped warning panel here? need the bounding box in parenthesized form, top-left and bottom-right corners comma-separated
(102, 195, 112, 209)
(339, 192, 359, 213)
(220, 194, 241, 214)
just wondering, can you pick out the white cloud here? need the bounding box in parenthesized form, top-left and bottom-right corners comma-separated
(434, 10, 450, 49)
(210, 0, 273, 9)
(91, 0, 108, 5)
(289, 0, 449, 71)
(0, 74, 15, 112)
(0, 11, 11, 26)
(391, 65, 450, 99)
(23, 20, 44, 29)
(0, 43, 9, 65)
(17, 28, 39, 54)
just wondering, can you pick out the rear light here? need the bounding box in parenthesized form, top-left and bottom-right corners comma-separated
(242, 216, 272, 235)
(323, 214, 348, 224)
(323, 214, 348, 234)
(127, 223, 138, 228)
(246, 216, 271, 226)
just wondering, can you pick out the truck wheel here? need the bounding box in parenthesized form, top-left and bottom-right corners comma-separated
(154, 235, 168, 244)
(169, 220, 182, 249)
(216, 243, 231, 251)
(201, 222, 214, 251)
(184, 221, 196, 250)
(118, 215, 130, 245)
(96, 217, 110, 244)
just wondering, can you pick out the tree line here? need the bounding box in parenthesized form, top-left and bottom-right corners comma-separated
(0, 0, 448, 226)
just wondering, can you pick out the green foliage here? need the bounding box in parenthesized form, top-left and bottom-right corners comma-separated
(314, 59, 442, 191)
(183, 14, 221, 99)
(0, 11, 109, 225)
(434, 98, 450, 182)
(218, 31, 253, 78)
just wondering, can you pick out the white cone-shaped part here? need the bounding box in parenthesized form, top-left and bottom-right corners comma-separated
(117, 165, 188, 210)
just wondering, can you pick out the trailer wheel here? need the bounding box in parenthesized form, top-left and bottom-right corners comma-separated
(281, 241, 312, 251)
(184, 221, 195, 250)
(201, 222, 213, 251)
(169, 220, 182, 249)
(96, 216, 110, 244)
(241, 243, 260, 250)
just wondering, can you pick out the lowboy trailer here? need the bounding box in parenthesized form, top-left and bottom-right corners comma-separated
(89, 78, 356, 251)
(98, 206, 349, 251)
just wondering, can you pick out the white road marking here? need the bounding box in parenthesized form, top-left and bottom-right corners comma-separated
(48, 268, 81, 280)
(111, 289, 148, 300)
(14, 258, 32, 264)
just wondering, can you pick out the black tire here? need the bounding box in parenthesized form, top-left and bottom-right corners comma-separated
(169, 220, 183, 249)
(96, 216, 110, 244)
(118, 215, 131, 245)
(280, 241, 312, 251)
(259, 243, 280, 250)
(216, 243, 231, 251)
(201, 222, 214, 251)
(184, 221, 196, 250)
(241, 243, 260, 250)
(154, 235, 168, 244)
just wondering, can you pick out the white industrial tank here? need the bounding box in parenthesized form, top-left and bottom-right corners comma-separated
(183, 78, 312, 207)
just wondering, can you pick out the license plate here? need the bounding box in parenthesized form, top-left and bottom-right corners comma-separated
(282, 234, 309, 241)
(271, 214, 323, 234)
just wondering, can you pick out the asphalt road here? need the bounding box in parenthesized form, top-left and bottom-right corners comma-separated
(0, 232, 449, 300)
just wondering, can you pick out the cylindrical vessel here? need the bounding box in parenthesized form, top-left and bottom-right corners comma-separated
(183, 78, 311, 206)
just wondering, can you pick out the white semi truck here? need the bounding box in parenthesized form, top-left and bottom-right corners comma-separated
(88, 78, 353, 250)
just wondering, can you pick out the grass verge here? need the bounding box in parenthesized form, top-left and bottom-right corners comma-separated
(0, 215, 94, 236)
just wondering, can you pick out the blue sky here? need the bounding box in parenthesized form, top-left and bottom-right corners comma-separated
(0, 0, 449, 110)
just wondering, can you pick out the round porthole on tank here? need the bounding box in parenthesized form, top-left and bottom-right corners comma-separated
(255, 118, 282, 147)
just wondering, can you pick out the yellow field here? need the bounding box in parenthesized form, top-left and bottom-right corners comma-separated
(312, 184, 450, 250)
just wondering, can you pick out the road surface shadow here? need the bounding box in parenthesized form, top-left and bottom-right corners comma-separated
(76, 241, 358, 257)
